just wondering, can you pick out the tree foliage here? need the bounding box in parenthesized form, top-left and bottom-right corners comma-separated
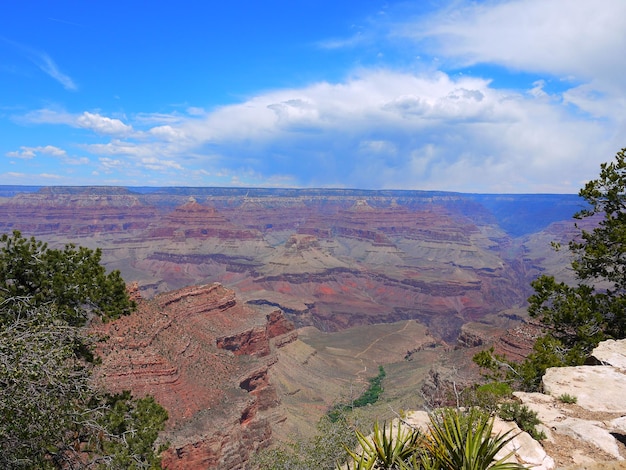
(0, 231, 166, 469)
(475, 148, 626, 390)
(328, 366, 386, 422)
(0, 231, 135, 326)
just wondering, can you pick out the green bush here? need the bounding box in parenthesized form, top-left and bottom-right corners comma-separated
(558, 393, 577, 404)
(328, 366, 386, 422)
(498, 402, 545, 441)
(254, 413, 358, 470)
(0, 232, 167, 468)
(462, 382, 513, 413)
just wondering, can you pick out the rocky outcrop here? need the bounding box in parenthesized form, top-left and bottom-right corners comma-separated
(455, 318, 543, 363)
(144, 199, 262, 241)
(513, 339, 626, 467)
(402, 339, 626, 469)
(491, 322, 542, 362)
(91, 283, 296, 469)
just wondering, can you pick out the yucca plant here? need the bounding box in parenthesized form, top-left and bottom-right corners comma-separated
(422, 408, 527, 470)
(340, 409, 529, 470)
(341, 420, 423, 469)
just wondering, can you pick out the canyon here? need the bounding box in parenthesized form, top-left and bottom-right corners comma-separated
(0, 186, 588, 468)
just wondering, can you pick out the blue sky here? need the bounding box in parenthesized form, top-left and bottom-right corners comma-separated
(1, 0, 625, 193)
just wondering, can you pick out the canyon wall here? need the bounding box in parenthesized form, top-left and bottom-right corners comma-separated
(0, 186, 584, 341)
(92, 283, 296, 469)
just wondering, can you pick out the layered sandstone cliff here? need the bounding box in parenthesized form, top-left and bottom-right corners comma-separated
(91, 283, 296, 469)
(0, 186, 577, 343)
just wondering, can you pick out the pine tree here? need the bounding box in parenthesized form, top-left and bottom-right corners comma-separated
(0, 231, 167, 468)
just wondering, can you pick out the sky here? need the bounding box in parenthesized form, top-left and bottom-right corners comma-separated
(1, 0, 625, 193)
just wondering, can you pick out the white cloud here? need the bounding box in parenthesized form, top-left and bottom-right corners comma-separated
(360, 140, 397, 155)
(68, 67, 614, 192)
(98, 157, 126, 174)
(528, 80, 548, 98)
(317, 32, 365, 50)
(4, 39, 78, 90)
(405, 0, 626, 90)
(6, 145, 67, 159)
(19, 108, 75, 126)
(11, 64, 622, 192)
(76, 112, 133, 135)
(8, 1, 625, 192)
(36, 52, 77, 91)
(148, 125, 188, 142)
(139, 157, 184, 171)
(19, 109, 133, 137)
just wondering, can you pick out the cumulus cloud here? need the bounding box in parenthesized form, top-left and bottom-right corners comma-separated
(98, 157, 126, 173)
(12, 63, 622, 191)
(148, 125, 188, 142)
(62, 67, 616, 192)
(22, 64, 617, 192)
(76, 112, 133, 135)
(8, 0, 625, 191)
(6, 144, 90, 168)
(6, 145, 67, 159)
(19, 109, 133, 137)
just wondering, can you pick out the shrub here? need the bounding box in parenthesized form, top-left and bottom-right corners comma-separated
(254, 413, 358, 470)
(498, 402, 545, 441)
(343, 420, 423, 469)
(462, 382, 513, 413)
(558, 393, 577, 404)
(328, 366, 386, 422)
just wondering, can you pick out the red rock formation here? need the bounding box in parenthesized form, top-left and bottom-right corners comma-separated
(492, 322, 544, 362)
(91, 283, 296, 469)
(145, 199, 262, 241)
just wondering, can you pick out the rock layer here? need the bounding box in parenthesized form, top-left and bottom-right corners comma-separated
(0, 186, 582, 341)
(91, 283, 295, 469)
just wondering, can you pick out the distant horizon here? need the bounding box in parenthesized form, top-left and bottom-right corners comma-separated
(0, 183, 582, 197)
(2, 0, 624, 192)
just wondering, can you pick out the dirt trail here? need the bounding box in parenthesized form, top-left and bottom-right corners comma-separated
(355, 320, 412, 359)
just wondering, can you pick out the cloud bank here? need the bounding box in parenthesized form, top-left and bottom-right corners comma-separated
(4, 0, 626, 191)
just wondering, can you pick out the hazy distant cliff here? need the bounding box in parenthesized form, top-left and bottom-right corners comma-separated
(0, 185, 583, 340)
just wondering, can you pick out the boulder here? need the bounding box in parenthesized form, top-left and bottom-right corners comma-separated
(588, 339, 626, 370)
(542, 366, 626, 413)
(492, 419, 555, 470)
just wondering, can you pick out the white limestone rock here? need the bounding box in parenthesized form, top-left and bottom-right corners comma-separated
(609, 416, 626, 434)
(542, 366, 626, 413)
(590, 339, 626, 371)
(552, 417, 623, 460)
(492, 419, 555, 470)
